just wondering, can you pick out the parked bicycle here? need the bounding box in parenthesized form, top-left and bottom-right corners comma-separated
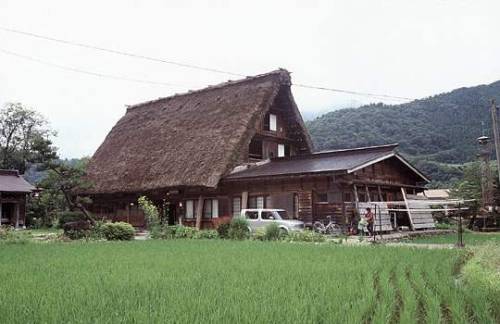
(313, 216, 343, 235)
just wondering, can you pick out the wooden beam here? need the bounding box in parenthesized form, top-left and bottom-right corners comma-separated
(353, 185, 359, 209)
(365, 185, 371, 202)
(377, 186, 383, 202)
(401, 187, 415, 231)
(195, 196, 203, 230)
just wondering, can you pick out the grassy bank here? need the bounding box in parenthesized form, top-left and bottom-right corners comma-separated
(0, 240, 496, 323)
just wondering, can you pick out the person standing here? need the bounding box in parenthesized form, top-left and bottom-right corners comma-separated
(365, 207, 374, 236)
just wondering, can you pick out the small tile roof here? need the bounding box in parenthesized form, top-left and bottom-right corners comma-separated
(0, 170, 35, 193)
(224, 144, 428, 182)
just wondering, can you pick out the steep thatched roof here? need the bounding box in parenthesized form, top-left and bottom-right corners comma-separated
(86, 69, 312, 194)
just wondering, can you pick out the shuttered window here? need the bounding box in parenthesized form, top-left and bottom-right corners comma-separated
(185, 200, 194, 219)
(232, 197, 241, 217)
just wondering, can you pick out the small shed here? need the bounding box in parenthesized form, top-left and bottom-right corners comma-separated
(0, 170, 35, 228)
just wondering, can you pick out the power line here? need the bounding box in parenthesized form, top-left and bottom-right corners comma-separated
(0, 26, 245, 78)
(293, 83, 414, 101)
(0, 48, 189, 88)
(0, 26, 415, 101)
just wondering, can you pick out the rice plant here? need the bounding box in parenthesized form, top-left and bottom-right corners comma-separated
(0, 240, 496, 323)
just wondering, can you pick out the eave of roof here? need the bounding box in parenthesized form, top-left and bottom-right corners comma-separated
(0, 170, 35, 193)
(223, 144, 430, 183)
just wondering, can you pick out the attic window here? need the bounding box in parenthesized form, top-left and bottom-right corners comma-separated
(263, 113, 277, 131)
(269, 114, 277, 131)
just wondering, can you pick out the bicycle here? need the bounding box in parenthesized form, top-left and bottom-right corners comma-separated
(313, 216, 343, 235)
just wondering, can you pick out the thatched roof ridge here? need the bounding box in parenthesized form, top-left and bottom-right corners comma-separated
(86, 69, 310, 194)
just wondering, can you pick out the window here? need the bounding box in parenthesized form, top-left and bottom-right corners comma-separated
(278, 144, 285, 157)
(203, 199, 212, 219)
(245, 211, 258, 220)
(232, 197, 241, 217)
(269, 114, 277, 131)
(201, 199, 219, 219)
(249, 138, 263, 159)
(316, 192, 328, 203)
(261, 211, 274, 220)
(248, 196, 265, 209)
(328, 192, 342, 202)
(185, 200, 194, 219)
(343, 192, 352, 202)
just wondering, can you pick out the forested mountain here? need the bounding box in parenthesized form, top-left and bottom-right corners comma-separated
(306, 80, 500, 184)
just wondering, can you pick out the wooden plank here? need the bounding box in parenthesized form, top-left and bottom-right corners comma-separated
(401, 187, 415, 231)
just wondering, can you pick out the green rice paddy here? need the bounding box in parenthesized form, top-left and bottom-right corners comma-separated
(0, 240, 497, 323)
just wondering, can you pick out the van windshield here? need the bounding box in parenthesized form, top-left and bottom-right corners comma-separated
(274, 211, 288, 220)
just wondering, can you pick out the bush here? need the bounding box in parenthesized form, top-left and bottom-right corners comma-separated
(252, 228, 266, 241)
(217, 223, 230, 239)
(100, 222, 135, 241)
(0, 226, 28, 244)
(137, 196, 160, 230)
(57, 211, 87, 228)
(264, 222, 282, 241)
(285, 230, 326, 243)
(174, 225, 198, 239)
(228, 217, 250, 240)
(193, 230, 219, 239)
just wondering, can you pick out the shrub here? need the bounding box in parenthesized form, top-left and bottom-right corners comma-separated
(217, 223, 230, 239)
(228, 217, 250, 240)
(137, 196, 160, 230)
(193, 230, 219, 239)
(100, 222, 135, 241)
(0, 226, 28, 244)
(252, 228, 266, 241)
(57, 211, 87, 228)
(174, 225, 198, 239)
(264, 222, 282, 241)
(285, 230, 325, 243)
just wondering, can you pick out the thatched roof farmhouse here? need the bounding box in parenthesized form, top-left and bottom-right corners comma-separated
(86, 69, 430, 230)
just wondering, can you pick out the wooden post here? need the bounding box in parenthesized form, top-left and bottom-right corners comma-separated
(195, 196, 203, 229)
(15, 203, 20, 229)
(353, 186, 359, 209)
(241, 191, 248, 211)
(490, 99, 500, 184)
(401, 187, 415, 231)
(377, 186, 383, 202)
(365, 185, 371, 202)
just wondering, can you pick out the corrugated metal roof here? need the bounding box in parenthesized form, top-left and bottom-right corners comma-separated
(0, 170, 35, 193)
(224, 144, 399, 180)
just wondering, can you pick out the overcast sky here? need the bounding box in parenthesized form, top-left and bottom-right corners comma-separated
(1, 0, 500, 158)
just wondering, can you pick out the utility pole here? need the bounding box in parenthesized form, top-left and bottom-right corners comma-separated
(490, 99, 500, 184)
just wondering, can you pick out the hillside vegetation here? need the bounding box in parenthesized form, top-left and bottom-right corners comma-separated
(306, 80, 500, 184)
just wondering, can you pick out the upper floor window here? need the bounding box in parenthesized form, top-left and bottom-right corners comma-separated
(269, 114, 277, 131)
(264, 113, 277, 131)
(278, 144, 285, 157)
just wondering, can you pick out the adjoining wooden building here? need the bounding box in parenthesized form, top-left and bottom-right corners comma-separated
(85, 69, 430, 230)
(0, 170, 35, 228)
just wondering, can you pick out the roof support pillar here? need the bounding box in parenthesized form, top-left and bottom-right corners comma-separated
(195, 196, 203, 230)
(15, 203, 20, 229)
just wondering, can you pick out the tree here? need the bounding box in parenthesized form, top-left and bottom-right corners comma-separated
(0, 102, 56, 173)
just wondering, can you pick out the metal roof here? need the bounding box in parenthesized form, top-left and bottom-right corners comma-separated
(224, 144, 429, 182)
(0, 170, 35, 193)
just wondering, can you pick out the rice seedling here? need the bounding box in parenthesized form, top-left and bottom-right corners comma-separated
(0, 240, 496, 323)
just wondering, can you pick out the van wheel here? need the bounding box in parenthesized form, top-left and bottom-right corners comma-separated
(279, 228, 288, 237)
